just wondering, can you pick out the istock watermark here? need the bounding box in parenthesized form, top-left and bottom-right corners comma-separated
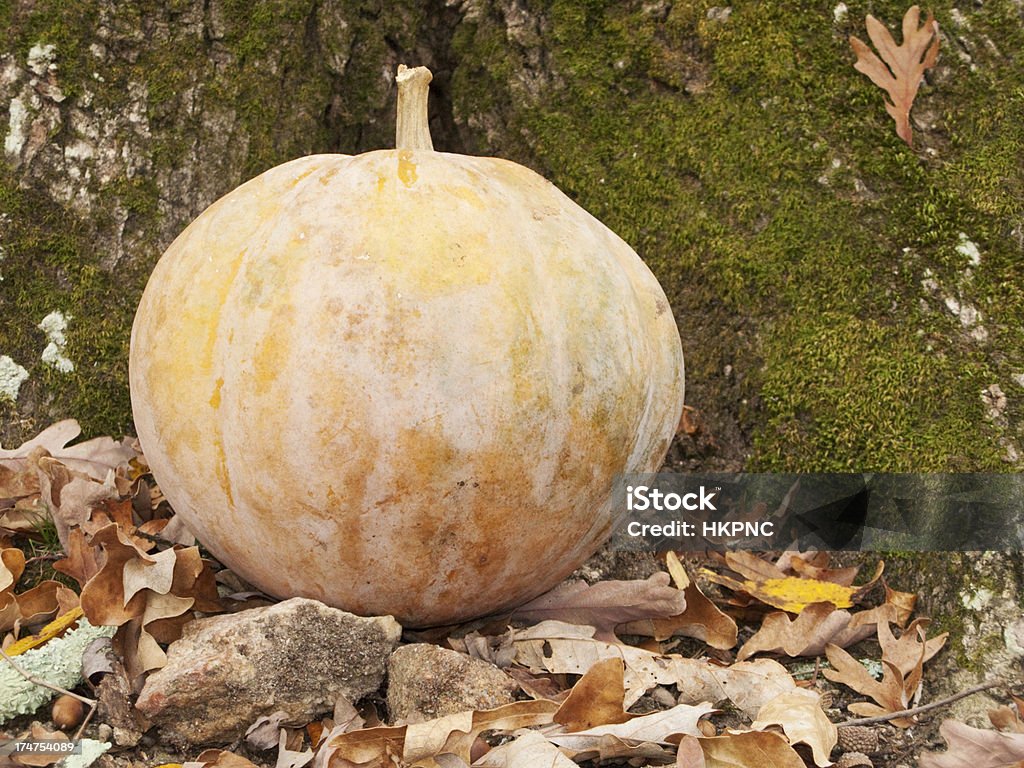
(611, 473, 1024, 552)
(625, 484, 719, 512)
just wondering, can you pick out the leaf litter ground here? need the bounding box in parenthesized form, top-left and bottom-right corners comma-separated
(2, 421, 1023, 768)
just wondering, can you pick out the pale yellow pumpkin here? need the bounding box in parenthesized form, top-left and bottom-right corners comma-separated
(129, 66, 684, 626)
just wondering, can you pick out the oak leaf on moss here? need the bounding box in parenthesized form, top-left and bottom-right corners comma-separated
(850, 5, 940, 147)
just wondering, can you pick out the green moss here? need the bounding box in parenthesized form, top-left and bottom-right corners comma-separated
(0, 0, 431, 445)
(453, 0, 1024, 471)
(0, 173, 141, 443)
(5, 0, 98, 99)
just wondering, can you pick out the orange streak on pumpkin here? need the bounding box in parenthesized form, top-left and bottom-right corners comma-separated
(397, 150, 418, 187)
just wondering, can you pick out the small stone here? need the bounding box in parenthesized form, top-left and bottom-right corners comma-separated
(135, 598, 402, 745)
(387, 644, 518, 724)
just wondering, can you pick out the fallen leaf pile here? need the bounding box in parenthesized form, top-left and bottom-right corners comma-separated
(0, 422, 1016, 768)
(1, 420, 222, 689)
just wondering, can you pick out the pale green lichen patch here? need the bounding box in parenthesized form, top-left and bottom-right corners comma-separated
(0, 354, 29, 401)
(61, 740, 112, 768)
(0, 619, 115, 723)
(38, 310, 74, 373)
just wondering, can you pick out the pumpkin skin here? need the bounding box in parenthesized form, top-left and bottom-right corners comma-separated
(130, 70, 684, 627)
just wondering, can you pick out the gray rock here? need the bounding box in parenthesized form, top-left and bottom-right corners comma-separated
(387, 644, 518, 724)
(135, 598, 402, 745)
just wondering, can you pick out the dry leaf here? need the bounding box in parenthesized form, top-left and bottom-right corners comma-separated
(883, 581, 918, 627)
(737, 601, 900, 661)
(878, 618, 946, 676)
(53, 527, 103, 587)
(0, 456, 40, 510)
(703, 570, 855, 613)
(775, 550, 830, 574)
(546, 733, 678, 764)
(699, 730, 806, 768)
(787, 556, 860, 587)
(750, 689, 837, 767)
(676, 734, 707, 768)
(703, 559, 882, 614)
(457, 629, 515, 669)
(35, 456, 120, 549)
(665, 551, 689, 588)
(822, 624, 934, 729)
(1, 547, 25, 593)
(0, 420, 137, 481)
(185, 749, 260, 768)
(919, 719, 1024, 767)
(850, 5, 940, 147)
(323, 700, 558, 767)
(512, 620, 795, 717)
(828, 646, 919, 726)
(549, 701, 715, 748)
(9, 724, 72, 767)
(511, 573, 687, 641)
(722, 552, 788, 582)
(276, 729, 314, 768)
(246, 710, 292, 750)
(553, 657, 634, 731)
(620, 565, 737, 650)
(473, 729, 576, 768)
(822, 617, 945, 728)
(80, 522, 219, 681)
(989, 704, 1024, 734)
(14, 580, 71, 627)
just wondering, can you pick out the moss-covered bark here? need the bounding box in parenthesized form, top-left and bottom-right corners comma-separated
(0, 0, 429, 442)
(450, 0, 1024, 472)
(3, 0, 1022, 474)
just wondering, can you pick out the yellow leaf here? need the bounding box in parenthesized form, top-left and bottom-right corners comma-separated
(702, 570, 855, 613)
(665, 551, 690, 590)
(5, 606, 84, 657)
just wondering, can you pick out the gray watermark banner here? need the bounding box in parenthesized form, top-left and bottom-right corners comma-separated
(609, 474, 1024, 551)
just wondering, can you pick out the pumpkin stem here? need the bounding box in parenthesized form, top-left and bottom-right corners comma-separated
(396, 65, 434, 151)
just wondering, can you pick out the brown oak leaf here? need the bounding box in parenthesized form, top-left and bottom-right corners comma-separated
(850, 5, 941, 147)
(511, 572, 687, 642)
(737, 601, 899, 661)
(619, 565, 737, 650)
(823, 619, 944, 727)
(554, 658, 635, 731)
(920, 719, 1024, 767)
(697, 731, 806, 768)
(0, 419, 137, 481)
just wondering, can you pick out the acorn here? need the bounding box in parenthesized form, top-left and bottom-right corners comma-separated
(837, 725, 878, 754)
(51, 694, 86, 730)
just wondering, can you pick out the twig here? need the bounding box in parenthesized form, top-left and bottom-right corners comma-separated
(839, 680, 1004, 727)
(0, 647, 97, 707)
(74, 701, 98, 741)
(24, 553, 63, 566)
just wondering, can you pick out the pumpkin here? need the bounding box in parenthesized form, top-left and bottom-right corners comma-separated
(129, 66, 684, 626)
